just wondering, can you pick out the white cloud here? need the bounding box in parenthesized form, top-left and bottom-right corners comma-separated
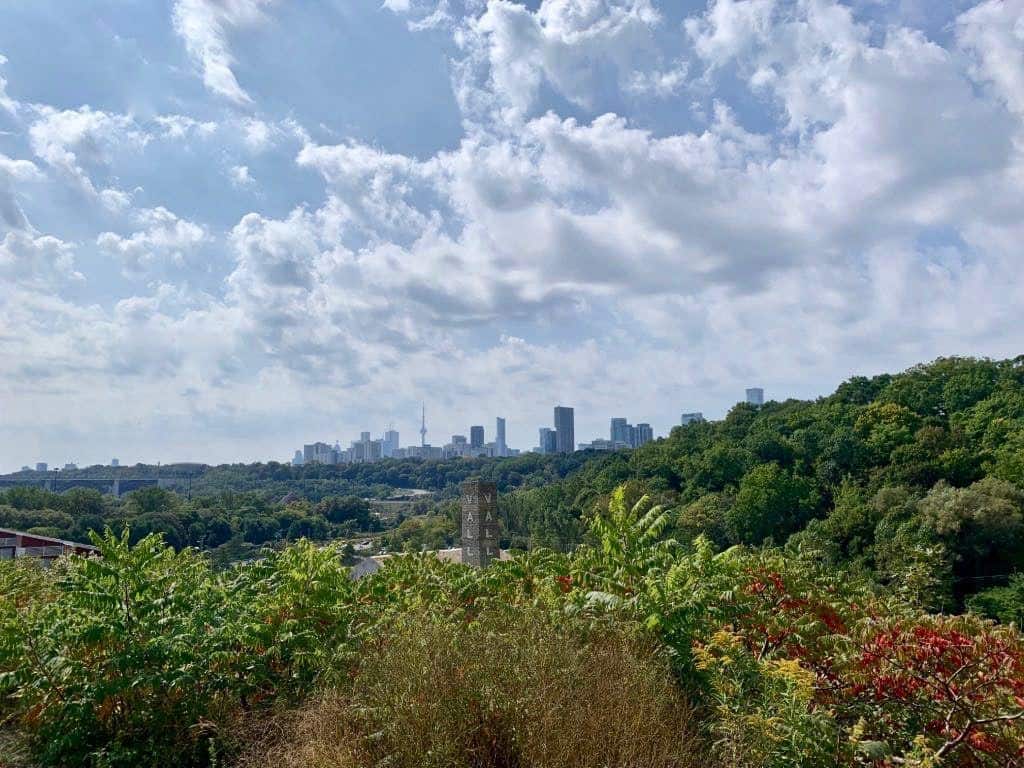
(0, 53, 17, 114)
(230, 164, 254, 186)
(471, 0, 663, 114)
(172, 0, 277, 104)
(625, 60, 688, 97)
(0, 230, 81, 286)
(97, 206, 209, 278)
(155, 114, 219, 139)
(0, 152, 42, 231)
(957, 0, 1024, 116)
(27, 105, 147, 205)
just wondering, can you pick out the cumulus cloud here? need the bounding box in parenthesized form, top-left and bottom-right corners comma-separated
(172, 0, 277, 104)
(957, 0, 1024, 116)
(0, 53, 17, 114)
(470, 0, 663, 113)
(27, 105, 147, 205)
(229, 164, 254, 186)
(0, 230, 81, 286)
(97, 207, 209, 278)
(0, 153, 42, 231)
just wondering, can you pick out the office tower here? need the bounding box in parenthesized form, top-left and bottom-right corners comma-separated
(383, 429, 400, 457)
(610, 417, 630, 444)
(746, 388, 765, 406)
(680, 413, 705, 426)
(496, 417, 506, 456)
(35, 463, 47, 472)
(470, 425, 485, 449)
(360, 431, 371, 443)
(554, 406, 574, 454)
(539, 427, 556, 454)
(636, 423, 653, 447)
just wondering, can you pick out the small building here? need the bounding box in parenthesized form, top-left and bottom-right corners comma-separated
(0, 528, 97, 565)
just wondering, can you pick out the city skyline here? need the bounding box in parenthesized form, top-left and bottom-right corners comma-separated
(12, 387, 771, 472)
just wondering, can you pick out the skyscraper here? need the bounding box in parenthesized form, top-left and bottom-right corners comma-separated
(470, 425, 485, 449)
(746, 388, 765, 406)
(636, 423, 654, 447)
(538, 427, 556, 454)
(495, 417, 506, 457)
(680, 412, 705, 426)
(610, 417, 630, 445)
(383, 429, 400, 457)
(554, 406, 574, 454)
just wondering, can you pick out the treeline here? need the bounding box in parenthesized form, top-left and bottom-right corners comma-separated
(0, 485, 381, 565)
(496, 356, 1024, 615)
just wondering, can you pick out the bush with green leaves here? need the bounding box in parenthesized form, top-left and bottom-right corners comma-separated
(0, 530, 357, 767)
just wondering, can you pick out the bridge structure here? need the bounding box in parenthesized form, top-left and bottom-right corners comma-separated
(0, 474, 192, 497)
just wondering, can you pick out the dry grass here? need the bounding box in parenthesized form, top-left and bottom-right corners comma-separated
(239, 609, 702, 768)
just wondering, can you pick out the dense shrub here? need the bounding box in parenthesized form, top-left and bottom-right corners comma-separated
(243, 609, 701, 768)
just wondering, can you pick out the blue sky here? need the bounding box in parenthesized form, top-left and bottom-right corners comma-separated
(1, 0, 1023, 470)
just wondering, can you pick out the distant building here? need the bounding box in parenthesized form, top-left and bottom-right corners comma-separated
(538, 427, 557, 454)
(554, 406, 574, 454)
(635, 423, 653, 447)
(35, 463, 47, 473)
(0, 528, 96, 565)
(63, 463, 77, 471)
(496, 417, 507, 457)
(470, 425, 485, 449)
(680, 413, 705, 426)
(20, 466, 30, 472)
(383, 429, 400, 458)
(579, 438, 615, 451)
(304, 442, 337, 465)
(291, 450, 303, 466)
(746, 388, 765, 406)
(110, 458, 120, 467)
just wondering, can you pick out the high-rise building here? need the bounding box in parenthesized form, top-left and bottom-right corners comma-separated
(110, 458, 120, 467)
(635, 423, 654, 447)
(496, 417, 506, 457)
(291, 450, 303, 466)
(746, 388, 765, 406)
(554, 406, 574, 454)
(610, 417, 630, 444)
(383, 429, 400, 457)
(35, 462, 47, 473)
(680, 413, 705, 426)
(470, 425, 485, 449)
(538, 427, 556, 454)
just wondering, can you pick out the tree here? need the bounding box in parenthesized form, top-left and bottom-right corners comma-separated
(727, 463, 818, 545)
